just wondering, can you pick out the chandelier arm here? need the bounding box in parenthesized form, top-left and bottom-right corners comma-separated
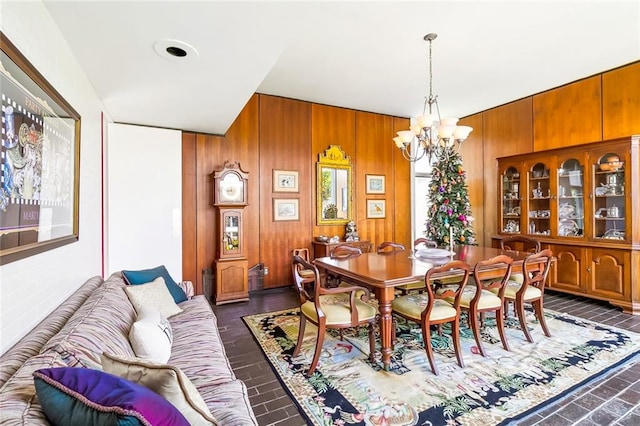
(393, 33, 473, 163)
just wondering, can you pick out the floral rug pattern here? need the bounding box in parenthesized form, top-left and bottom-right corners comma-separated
(243, 308, 640, 426)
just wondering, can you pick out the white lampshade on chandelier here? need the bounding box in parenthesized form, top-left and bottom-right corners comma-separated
(393, 33, 473, 162)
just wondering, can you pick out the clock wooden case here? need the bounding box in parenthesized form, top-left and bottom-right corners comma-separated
(211, 161, 249, 305)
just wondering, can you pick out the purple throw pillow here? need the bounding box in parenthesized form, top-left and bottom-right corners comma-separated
(33, 367, 189, 426)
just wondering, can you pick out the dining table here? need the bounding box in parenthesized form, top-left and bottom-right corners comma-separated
(313, 244, 538, 370)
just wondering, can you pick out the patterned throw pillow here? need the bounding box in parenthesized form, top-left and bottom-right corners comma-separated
(33, 367, 189, 426)
(124, 277, 183, 318)
(102, 353, 217, 425)
(122, 265, 188, 304)
(129, 307, 173, 363)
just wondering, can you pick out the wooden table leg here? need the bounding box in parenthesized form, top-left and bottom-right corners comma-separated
(376, 287, 395, 370)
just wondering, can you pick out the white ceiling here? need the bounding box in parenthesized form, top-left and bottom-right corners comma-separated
(43, 1, 640, 136)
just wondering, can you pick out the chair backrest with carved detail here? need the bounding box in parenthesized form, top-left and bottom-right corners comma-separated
(499, 236, 541, 253)
(330, 244, 362, 259)
(376, 241, 405, 254)
(414, 238, 438, 250)
(423, 260, 470, 312)
(473, 254, 514, 301)
(521, 249, 553, 294)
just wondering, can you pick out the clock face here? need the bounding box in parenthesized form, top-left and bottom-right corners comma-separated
(219, 173, 244, 203)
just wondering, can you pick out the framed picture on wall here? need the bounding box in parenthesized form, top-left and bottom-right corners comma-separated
(0, 32, 81, 265)
(273, 198, 299, 221)
(273, 170, 299, 192)
(366, 174, 385, 194)
(366, 199, 386, 218)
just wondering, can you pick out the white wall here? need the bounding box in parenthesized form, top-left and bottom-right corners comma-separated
(106, 123, 182, 279)
(0, 1, 106, 354)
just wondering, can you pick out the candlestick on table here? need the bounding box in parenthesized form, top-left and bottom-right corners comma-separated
(449, 227, 454, 252)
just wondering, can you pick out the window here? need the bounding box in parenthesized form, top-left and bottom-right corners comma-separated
(412, 155, 433, 243)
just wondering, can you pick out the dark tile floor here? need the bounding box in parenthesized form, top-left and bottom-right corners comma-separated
(211, 289, 640, 426)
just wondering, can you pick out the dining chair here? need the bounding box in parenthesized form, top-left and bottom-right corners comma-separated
(499, 235, 541, 253)
(499, 235, 542, 317)
(376, 241, 406, 254)
(292, 247, 315, 285)
(414, 238, 438, 250)
(457, 255, 514, 356)
(330, 244, 363, 259)
(392, 260, 470, 375)
(326, 244, 363, 288)
(291, 255, 377, 375)
(502, 249, 553, 343)
(396, 238, 438, 295)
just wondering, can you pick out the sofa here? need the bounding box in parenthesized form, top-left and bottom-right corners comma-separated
(0, 272, 258, 425)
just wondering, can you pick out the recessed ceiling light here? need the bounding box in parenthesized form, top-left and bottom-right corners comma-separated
(153, 39, 199, 61)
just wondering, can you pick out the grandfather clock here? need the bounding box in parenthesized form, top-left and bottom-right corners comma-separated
(211, 161, 249, 305)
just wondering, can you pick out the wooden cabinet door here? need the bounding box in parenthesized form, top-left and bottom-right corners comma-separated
(524, 157, 554, 237)
(214, 259, 249, 304)
(586, 248, 630, 302)
(548, 244, 586, 293)
(588, 143, 628, 243)
(555, 151, 588, 240)
(498, 160, 525, 235)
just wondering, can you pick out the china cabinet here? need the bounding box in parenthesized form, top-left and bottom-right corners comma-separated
(211, 161, 249, 305)
(493, 136, 640, 314)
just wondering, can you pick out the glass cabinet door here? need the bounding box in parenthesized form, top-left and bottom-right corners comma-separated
(501, 166, 521, 234)
(220, 209, 243, 258)
(527, 162, 551, 236)
(593, 152, 626, 241)
(557, 158, 585, 238)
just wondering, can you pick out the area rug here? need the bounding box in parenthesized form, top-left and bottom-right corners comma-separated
(243, 307, 640, 426)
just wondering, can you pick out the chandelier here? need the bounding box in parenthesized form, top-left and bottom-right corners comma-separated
(393, 33, 473, 162)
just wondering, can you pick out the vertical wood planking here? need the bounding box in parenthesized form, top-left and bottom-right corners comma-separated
(311, 104, 356, 242)
(181, 132, 198, 290)
(533, 76, 602, 150)
(259, 95, 311, 288)
(602, 61, 640, 140)
(392, 116, 411, 249)
(482, 98, 534, 243)
(355, 111, 395, 248)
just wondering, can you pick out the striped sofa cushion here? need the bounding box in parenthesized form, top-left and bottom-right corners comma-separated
(42, 276, 137, 366)
(0, 276, 103, 388)
(168, 296, 236, 387)
(0, 351, 68, 424)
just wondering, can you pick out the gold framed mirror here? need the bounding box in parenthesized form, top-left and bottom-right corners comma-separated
(317, 145, 352, 225)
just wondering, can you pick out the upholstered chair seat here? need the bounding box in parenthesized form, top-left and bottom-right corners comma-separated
(301, 296, 377, 325)
(392, 295, 456, 322)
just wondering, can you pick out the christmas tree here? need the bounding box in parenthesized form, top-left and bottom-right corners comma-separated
(424, 146, 476, 246)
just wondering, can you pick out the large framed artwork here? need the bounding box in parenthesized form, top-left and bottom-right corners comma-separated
(0, 32, 81, 265)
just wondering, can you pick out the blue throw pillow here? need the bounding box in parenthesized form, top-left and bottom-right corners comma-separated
(33, 367, 190, 426)
(122, 265, 187, 304)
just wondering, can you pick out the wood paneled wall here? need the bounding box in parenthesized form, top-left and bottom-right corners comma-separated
(603, 62, 640, 140)
(183, 61, 638, 294)
(533, 75, 602, 150)
(183, 94, 410, 292)
(182, 95, 260, 295)
(471, 61, 638, 248)
(480, 97, 534, 244)
(258, 96, 311, 289)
